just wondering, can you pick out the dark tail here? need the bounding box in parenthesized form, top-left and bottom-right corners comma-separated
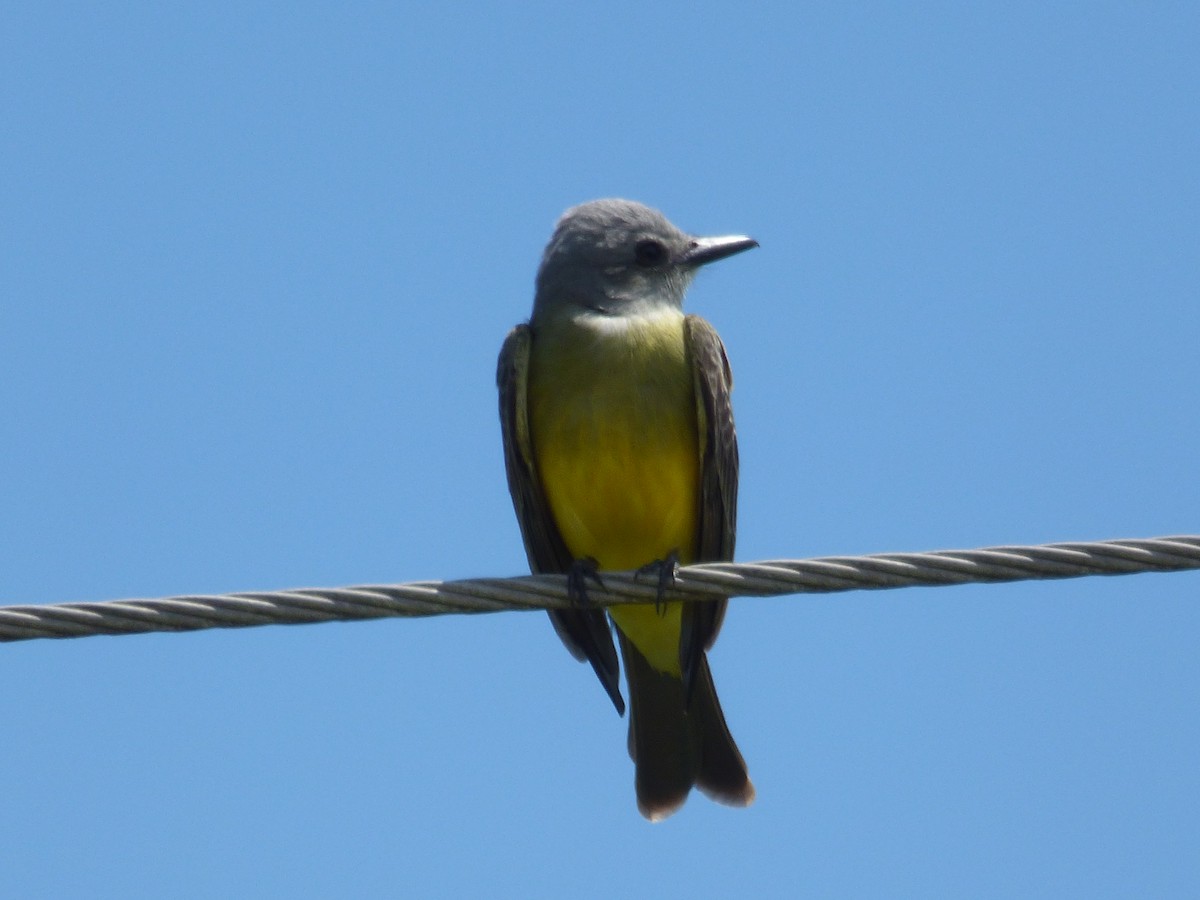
(619, 632, 754, 821)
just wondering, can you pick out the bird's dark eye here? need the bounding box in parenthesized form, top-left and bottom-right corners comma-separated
(634, 239, 667, 267)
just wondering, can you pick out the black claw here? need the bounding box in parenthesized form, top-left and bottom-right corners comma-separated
(635, 550, 680, 614)
(567, 557, 606, 605)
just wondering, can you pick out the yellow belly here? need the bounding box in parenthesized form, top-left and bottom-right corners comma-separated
(529, 312, 699, 674)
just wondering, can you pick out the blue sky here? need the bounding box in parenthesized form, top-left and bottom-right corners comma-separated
(3, 3, 1198, 897)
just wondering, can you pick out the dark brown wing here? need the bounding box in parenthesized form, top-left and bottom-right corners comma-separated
(496, 324, 624, 714)
(680, 316, 739, 696)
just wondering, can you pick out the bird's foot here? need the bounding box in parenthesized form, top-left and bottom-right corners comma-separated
(635, 550, 680, 614)
(567, 556, 605, 605)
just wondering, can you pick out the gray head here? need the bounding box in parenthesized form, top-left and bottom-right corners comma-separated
(531, 199, 757, 325)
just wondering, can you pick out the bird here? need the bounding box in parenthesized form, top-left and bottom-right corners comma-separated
(497, 198, 757, 820)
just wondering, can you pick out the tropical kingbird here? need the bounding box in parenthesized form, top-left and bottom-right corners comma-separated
(497, 199, 757, 820)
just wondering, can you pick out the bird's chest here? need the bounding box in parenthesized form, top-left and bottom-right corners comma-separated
(528, 319, 700, 568)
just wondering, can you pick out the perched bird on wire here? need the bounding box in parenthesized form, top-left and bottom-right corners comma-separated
(498, 199, 757, 819)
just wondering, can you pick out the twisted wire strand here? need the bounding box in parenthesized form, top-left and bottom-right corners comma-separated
(2, 534, 1197, 644)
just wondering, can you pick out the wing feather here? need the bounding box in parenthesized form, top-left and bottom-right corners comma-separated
(497, 325, 624, 714)
(680, 316, 739, 694)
